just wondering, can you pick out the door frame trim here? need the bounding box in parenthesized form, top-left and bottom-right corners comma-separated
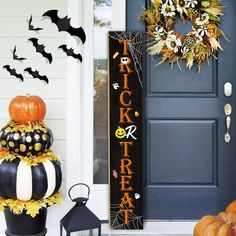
(101, 221, 196, 235)
(66, 0, 126, 219)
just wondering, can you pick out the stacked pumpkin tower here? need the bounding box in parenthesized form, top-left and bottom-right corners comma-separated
(0, 95, 62, 219)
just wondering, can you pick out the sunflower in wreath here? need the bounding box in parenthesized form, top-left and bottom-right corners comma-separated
(141, 0, 227, 71)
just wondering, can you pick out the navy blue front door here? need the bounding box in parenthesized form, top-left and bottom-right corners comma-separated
(127, 0, 236, 219)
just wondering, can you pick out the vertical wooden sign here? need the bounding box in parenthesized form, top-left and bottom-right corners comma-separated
(109, 32, 143, 230)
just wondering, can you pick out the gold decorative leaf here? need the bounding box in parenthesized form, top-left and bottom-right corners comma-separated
(0, 149, 61, 166)
(25, 201, 46, 218)
(5, 199, 25, 215)
(0, 198, 6, 211)
(7, 121, 48, 133)
(0, 192, 63, 218)
(44, 192, 63, 206)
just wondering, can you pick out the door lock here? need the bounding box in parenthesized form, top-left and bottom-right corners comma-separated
(224, 82, 232, 97)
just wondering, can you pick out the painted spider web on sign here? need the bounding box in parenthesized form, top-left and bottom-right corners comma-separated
(109, 31, 143, 87)
(110, 202, 143, 230)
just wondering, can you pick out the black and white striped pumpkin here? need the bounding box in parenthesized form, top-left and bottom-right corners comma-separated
(0, 123, 53, 157)
(0, 158, 62, 201)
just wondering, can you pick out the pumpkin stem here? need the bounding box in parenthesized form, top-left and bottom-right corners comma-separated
(226, 221, 234, 227)
(26, 93, 31, 97)
(27, 121, 32, 128)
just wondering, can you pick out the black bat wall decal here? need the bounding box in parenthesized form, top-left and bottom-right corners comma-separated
(28, 38, 53, 63)
(12, 46, 27, 61)
(24, 67, 49, 84)
(58, 45, 82, 62)
(28, 15, 43, 32)
(42, 10, 86, 44)
(3, 65, 24, 82)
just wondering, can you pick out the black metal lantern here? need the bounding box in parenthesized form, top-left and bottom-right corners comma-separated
(60, 183, 101, 236)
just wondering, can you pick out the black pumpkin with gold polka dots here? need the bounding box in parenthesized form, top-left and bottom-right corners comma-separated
(0, 122, 53, 157)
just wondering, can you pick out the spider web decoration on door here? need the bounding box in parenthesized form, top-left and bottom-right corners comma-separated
(109, 31, 143, 230)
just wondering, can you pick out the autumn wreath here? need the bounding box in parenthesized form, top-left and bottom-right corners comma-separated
(141, 0, 226, 71)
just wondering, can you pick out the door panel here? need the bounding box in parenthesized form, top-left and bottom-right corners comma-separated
(127, 0, 236, 219)
(148, 59, 217, 95)
(147, 120, 217, 184)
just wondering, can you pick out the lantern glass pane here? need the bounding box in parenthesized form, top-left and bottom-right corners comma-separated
(93, 0, 112, 184)
(69, 229, 99, 236)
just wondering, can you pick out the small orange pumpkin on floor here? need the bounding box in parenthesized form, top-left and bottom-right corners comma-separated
(9, 94, 46, 124)
(226, 200, 236, 213)
(194, 212, 236, 236)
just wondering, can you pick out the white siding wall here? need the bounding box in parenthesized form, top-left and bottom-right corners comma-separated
(0, 1, 71, 235)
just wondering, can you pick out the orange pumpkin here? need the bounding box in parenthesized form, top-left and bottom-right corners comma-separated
(194, 212, 236, 236)
(226, 200, 236, 213)
(9, 94, 46, 124)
